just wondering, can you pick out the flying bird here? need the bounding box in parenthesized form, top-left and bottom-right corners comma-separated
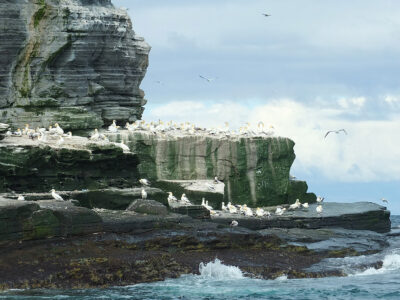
(381, 198, 389, 204)
(262, 13, 271, 17)
(324, 129, 347, 139)
(199, 75, 216, 82)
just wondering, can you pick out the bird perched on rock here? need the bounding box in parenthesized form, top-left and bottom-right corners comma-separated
(221, 202, 228, 212)
(316, 205, 323, 215)
(17, 195, 25, 201)
(302, 202, 309, 209)
(275, 207, 286, 215)
(256, 207, 265, 217)
(108, 120, 120, 133)
(117, 140, 130, 152)
(289, 199, 301, 210)
(51, 189, 63, 201)
(167, 192, 178, 206)
(181, 194, 191, 205)
(54, 123, 64, 135)
(230, 220, 238, 227)
(139, 179, 150, 186)
(141, 189, 147, 199)
(90, 129, 100, 141)
(214, 176, 221, 184)
(227, 202, 237, 214)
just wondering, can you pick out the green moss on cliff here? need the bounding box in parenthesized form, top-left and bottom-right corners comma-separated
(33, 0, 48, 28)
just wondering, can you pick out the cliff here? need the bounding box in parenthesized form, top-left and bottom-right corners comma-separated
(107, 131, 316, 207)
(0, 0, 150, 130)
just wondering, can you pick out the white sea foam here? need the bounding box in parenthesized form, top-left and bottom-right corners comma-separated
(275, 275, 288, 281)
(199, 258, 243, 279)
(354, 251, 400, 276)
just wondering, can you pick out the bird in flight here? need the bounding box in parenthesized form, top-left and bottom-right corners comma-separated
(199, 75, 216, 82)
(381, 198, 389, 204)
(324, 129, 347, 139)
(262, 13, 271, 17)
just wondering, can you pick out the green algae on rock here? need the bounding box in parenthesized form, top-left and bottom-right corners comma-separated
(107, 131, 316, 207)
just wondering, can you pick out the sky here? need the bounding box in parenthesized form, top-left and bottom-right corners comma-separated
(113, 0, 400, 213)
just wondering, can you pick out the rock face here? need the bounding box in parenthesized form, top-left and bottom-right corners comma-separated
(108, 131, 316, 207)
(0, 0, 150, 130)
(0, 199, 102, 242)
(0, 136, 139, 193)
(126, 199, 168, 215)
(0, 124, 9, 140)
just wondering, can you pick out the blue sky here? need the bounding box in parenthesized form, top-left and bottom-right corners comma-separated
(113, 0, 400, 213)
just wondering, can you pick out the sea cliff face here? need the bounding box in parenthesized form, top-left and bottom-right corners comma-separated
(0, 0, 150, 130)
(108, 131, 316, 207)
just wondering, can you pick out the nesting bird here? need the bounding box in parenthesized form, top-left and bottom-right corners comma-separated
(51, 189, 64, 201)
(316, 205, 323, 215)
(180, 194, 191, 205)
(167, 192, 178, 206)
(17, 195, 25, 201)
(139, 179, 150, 186)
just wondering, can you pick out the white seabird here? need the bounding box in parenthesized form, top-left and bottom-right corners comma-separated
(108, 120, 119, 133)
(221, 202, 228, 212)
(167, 192, 178, 206)
(324, 129, 347, 139)
(117, 140, 130, 152)
(243, 206, 253, 217)
(13, 129, 22, 136)
(181, 194, 191, 205)
(256, 207, 265, 217)
(316, 196, 324, 203)
(230, 220, 239, 227)
(381, 198, 389, 204)
(316, 204, 323, 215)
(54, 123, 64, 135)
(141, 189, 147, 199)
(139, 179, 150, 186)
(90, 129, 100, 141)
(17, 195, 25, 201)
(227, 202, 237, 214)
(56, 136, 64, 146)
(302, 202, 309, 209)
(51, 189, 64, 201)
(289, 199, 301, 210)
(275, 207, 286, 216)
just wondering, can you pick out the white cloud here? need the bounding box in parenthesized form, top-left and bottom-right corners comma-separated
(337, 97, 366, 109)
(384, 95, 400, 106)
(146, 98, 400, 182)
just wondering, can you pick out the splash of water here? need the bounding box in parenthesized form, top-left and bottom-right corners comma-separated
(199, 258, 243, 279)
(355, 251, 400, 276)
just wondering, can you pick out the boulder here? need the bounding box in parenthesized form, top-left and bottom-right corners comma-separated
(171, 205, 211, 219)
(126, 199, 168, 215)
(0, 123, 8, 141)
(0, 0, 150, 130)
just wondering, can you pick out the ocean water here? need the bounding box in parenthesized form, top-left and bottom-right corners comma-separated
(2, 216, 400, 300)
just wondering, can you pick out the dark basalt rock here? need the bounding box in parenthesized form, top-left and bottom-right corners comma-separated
(126, 199, 168, 215)
(0, 124, 8, 141)
(171, 205, 211, 219)
(0, 0, 150, 130)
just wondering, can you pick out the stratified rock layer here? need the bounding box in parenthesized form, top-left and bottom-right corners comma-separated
(0, 0, 150, 130)
(108, 131, 316, 207)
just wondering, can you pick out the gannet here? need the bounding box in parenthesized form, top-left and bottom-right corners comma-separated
(244, 206, 253, 217)
(265, 210, 271, 218)
(63, 131, 72, 138)
(17, 195, 25, 201)
(51, 189, 64, 201)
(139, 179, 150, 186)
(381, 198, 389, 204)
(256, 207, 265, 217)
(230, 220, 238, 227)
(227, 202, 238, 214)
(324, 129, 347, 139)
(316, 196, 324, 203)
(302, 202, 309, 208)
(108, 120, 119, 133)
(13, 129, 22, 136)
(289, 199, 301, 210)
(221, 202, 228, 212)
(38, 132, 47, 142)
(205, 200, 213, 211)
(54, 123, 64, 135)
(141, 189, 147, 199)
(167, 192, 177, 206)
(214, 176, 221, 184)
(117, 141, 130, 152)
(181, 194, 191, 205)
(201, 198, 206, 206)
(90, 129, 100, 141)
(56, 136, 64, 146)
(6, 130, 12, 136)
(316, 205, 323, 214)
(275, 207, 286, 216)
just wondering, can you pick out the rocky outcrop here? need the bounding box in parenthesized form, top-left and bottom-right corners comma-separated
(0, 136, 139, 193)
(0, 199, 102, 242)
(0, 124, 9, 140)
(126, 199, 168, 215)
(211, 202, 391, 233)
(0, 0, 150, 130)
(108, 131, 316, 207)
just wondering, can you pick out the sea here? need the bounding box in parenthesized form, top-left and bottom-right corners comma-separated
(2, 216, 400, 300)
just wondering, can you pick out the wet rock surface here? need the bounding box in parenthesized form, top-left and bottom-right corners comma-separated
(126, 199, 168, 215)
(0, 0, 150, 130)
